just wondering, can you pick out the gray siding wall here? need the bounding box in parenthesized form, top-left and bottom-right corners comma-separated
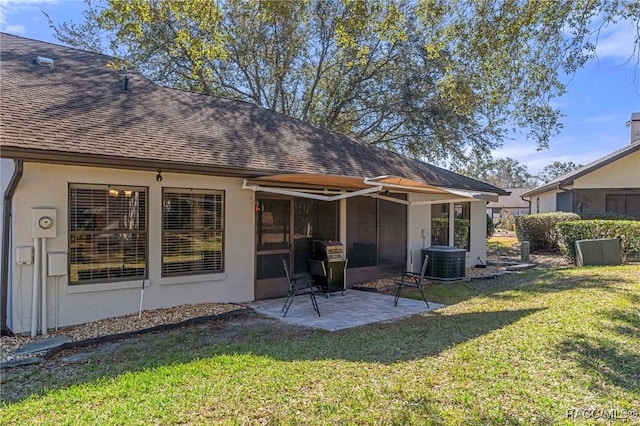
(573, 188, 640, 217)
(556, 191, 573, 212)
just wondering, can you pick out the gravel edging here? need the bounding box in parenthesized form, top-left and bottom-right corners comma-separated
(1, 307, 252, 370)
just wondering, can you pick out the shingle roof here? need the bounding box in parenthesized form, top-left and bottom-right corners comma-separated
(486, 188, 530, 209)
(522, 141, 640, 197)
(1, 33, 507, 195)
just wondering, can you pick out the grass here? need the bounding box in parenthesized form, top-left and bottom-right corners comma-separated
(2, 265, 639, 425)
(487, 234, 520, 257)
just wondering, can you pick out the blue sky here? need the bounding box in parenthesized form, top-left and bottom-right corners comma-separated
(2, 0, 639, 175)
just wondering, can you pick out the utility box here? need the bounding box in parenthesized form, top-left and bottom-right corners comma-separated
(16, 246, 33, 265)
(32, 208, 57, 238)
(48, 252, 68, 276)
(421, 246, 466, 281)
(575, 239, 622, 267)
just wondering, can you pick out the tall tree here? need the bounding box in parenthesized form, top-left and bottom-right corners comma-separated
(453, 156, 537, 188)
(538, 161, 583, 183)
(49, 0, 640, 165)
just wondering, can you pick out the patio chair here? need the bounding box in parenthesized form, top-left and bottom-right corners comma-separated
(393, 254, 430, 307)
(281, 259, 320, 318)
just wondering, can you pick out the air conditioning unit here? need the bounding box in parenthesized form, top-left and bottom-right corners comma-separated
(421, 246, 466, 281)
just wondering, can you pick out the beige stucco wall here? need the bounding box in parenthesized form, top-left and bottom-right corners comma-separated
(406, 193, 487, 270)
(533, 190, 559, 214)
(573, 150, 640, 189)
(8, 162, 255, 334)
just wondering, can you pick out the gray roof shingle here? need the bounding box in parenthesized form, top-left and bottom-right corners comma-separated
(486, 188, 530, 209)
(1, 33, 507, 195)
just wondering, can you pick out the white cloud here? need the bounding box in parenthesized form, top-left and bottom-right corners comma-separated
(0, 0, 60, 28)
(3, 23, 25, 34)
(525, 151, 605, 173)
(492, 141, 539, 162)
(490, 132, 627, 174)
(580, 113, 623, 124)
(593, 19, 637, 61)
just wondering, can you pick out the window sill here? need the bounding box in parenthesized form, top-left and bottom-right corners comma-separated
(68, 279, 149, 294)
(159, 272, 227, 286)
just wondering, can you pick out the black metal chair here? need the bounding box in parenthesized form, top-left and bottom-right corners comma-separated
(281, 259, 320, 317)
(394, 254, 430, 307)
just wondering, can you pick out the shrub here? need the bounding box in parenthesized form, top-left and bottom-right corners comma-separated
(515, 212, 581, 252)
(497, 211, 516, 231)
(556, 220, 640, 263)
(486, 214, 495, 238)
(579, 212, 637, 221)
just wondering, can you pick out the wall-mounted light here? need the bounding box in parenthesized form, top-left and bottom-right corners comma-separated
(108, 189, 120, 197)
(156, 170, 163, 182)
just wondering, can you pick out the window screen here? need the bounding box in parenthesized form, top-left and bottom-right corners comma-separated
(454, 202, 471, 251)
(162, 189, 224, 276)
(69, 184, 147, 284)
(431, 203, 450, 246)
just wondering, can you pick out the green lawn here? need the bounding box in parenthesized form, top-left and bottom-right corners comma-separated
(487, 234, 520, 257)
(2, 265, 639, 425)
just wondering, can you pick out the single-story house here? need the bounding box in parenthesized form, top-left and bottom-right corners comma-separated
(0, 33, 507, 336)
(486, 188, 530, 223)
(522, 114, 640, 218)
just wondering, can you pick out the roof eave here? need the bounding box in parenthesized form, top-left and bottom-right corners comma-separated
(0, 147, 277, 178)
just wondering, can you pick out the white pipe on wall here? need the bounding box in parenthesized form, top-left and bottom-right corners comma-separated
(41, 237, 47, 336)
(31, 237, 40, 337)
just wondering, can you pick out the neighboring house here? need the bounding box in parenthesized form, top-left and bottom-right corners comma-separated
(523, 113, 640, 218)
(486, 188, 530, 223)
(0, 33, 507, 335)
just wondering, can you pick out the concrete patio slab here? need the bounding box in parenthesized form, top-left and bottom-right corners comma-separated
(248, 289, 445, 331)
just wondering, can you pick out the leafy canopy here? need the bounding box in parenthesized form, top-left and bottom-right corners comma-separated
(538, 161, 583, 184)
(50, 0, 640, 165)
(453, 158, 585, 189)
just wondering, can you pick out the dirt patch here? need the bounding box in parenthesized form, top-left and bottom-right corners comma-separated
(1, 303, 244, 366)
(489, 253, 571, 268)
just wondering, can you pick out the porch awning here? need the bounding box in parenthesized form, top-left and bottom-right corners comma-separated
(243, 174, 499, 204)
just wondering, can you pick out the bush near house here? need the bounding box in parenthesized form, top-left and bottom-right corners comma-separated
(496, 211, 516, 231)
(556, 220, 640, 263)
(579, 212, 636, 220)
(515, 212, 580, 252)
(486, 214, 495, 238)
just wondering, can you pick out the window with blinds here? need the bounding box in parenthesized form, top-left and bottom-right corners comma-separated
(162, 188, 224, 276)
(69, 184, 147, 284)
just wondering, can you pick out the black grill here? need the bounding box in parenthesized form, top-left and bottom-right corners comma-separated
(309, 240, 347, 293)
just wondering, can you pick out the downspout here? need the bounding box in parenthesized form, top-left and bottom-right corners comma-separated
(2, 159, 24, 336)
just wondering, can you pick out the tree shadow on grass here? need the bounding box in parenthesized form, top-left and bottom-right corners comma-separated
(480, 267, 639, 302)
(378, 265, 639, 308)
(1, 308, 543, 404)
(557, 334, 640, 394)
(556, 304, 640, 395)
(606, 309, 640, 340)
(261, 308, 546, 363)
